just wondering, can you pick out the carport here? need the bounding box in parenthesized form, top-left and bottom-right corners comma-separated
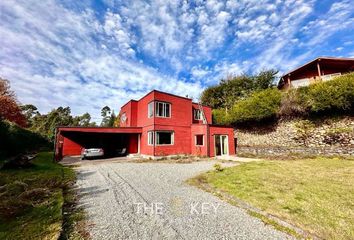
(55, 127, 142, 161)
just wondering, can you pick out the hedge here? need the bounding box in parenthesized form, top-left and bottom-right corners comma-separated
(229, 88, 281, 124)
(307, 72, 354, 113)
(212, 72, 354, 125)
(0, 120, 51, 159)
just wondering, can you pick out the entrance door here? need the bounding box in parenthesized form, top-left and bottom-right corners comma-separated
(214, 135, 229, 156)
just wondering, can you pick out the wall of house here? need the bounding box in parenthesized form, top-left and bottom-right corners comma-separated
(120, 100, 138, 127)
(62, 135, 82, 156)
(209, 126, 236, 157)
(154, 125, 191, 156)
(191, 103, 212, 124)
(154, 91, 192, 127)
(140, 126, 154, 156)
(137, 92, 155, 127)
(191, 124, 208, 156)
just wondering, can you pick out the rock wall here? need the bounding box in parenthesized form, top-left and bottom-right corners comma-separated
(235, 117, 354, 156)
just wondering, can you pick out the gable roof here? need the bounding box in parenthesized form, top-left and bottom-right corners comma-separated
(281, 56, 354, 79)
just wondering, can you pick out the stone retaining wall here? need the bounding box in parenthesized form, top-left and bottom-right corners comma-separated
(235, 117, 354, 156)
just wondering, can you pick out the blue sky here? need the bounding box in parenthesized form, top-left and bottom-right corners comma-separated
(1, 0, 353, 121)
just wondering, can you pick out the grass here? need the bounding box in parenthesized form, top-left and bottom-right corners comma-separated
(0, 152, 86, 240)
(189, 157, 354, 239)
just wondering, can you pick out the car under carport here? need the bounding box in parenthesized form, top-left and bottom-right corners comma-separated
(55, 127, 142, 160)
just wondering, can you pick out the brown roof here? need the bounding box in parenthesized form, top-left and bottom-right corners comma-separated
(281, 56, 354, 78)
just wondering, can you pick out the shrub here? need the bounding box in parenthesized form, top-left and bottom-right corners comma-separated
(213, 163, 224, 172)
(279, 89, 309, 119)
(0, 120, 50, 159)
(293, 120, 315, 146)
(229, 88, 281, 124)
(212, 108, 231, 125)
(307, 73, 354, 114)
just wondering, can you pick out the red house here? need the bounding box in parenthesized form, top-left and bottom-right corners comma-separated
(55, 90, 235, 160)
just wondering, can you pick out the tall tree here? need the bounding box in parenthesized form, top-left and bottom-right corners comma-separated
(0, 78, 27, 127)
(100, 106, 112, 127)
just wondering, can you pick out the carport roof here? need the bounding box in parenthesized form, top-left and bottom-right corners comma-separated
(57, 127, 142, 134)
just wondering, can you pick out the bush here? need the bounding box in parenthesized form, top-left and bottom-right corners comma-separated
(213, 163, 224, 172)
(0, 120, 51, 159)
(229, 88, 281, 124)
(212, 108, 231, 125)
(279, 89, 309, 119)
(292, 120, 315, 146)
(307, 73, 354, 114)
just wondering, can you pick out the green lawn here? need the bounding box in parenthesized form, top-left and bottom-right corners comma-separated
(189, 157, 354, 239)
(0, 152, 79, 240)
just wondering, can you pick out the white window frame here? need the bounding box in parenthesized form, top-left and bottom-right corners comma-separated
(195, 134, 204, 146)
(147, 131, 154, 145)
(120, 112, 127, 123)
(148, 102, 154, 118)
(194, 109, 202, 120)
(155, 101, 171, 118)
(155, 131, 174, 145)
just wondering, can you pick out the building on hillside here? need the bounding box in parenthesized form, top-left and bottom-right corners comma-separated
(55, 90, 235, 160)
(278, 57, 354, 89)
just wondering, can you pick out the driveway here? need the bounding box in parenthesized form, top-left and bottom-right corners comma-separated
(76, 160, 292, 239)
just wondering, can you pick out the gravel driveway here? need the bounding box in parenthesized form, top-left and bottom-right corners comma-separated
(76, 160, 292, 239)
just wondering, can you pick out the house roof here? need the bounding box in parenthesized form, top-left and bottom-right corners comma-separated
(120, 89, 211, 110)
(57, 126, 142, 134)
(281, 56, 354, 79)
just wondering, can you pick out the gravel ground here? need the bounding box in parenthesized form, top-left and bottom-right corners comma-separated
(76, 160, 292, 240)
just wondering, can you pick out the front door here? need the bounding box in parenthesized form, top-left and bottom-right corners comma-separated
(214, 135, 228, 156)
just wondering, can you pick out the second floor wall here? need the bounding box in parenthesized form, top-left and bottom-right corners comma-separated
(119, 90, 212, 128)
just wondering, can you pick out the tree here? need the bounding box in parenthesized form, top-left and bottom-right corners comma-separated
(201, 70, 278, 111)
(73, 112, 92, 126)
(253, 69, 278, 90)
(108, 111, 116, 127)
(100, 106, 111, 127)
(21, 104, 39, 127)
(224, 88, 282, 125)
(0, 78, 27, 127)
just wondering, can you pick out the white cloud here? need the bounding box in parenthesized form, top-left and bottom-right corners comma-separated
(1, 0, 353, 121)
(0, 0, 202, 120)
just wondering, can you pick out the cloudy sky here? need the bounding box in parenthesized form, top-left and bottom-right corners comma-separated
(1, 0, 353, 121)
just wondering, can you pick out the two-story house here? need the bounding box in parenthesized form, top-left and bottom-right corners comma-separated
(55, 90, 235, 160)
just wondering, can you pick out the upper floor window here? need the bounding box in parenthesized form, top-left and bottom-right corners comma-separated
(156, 102, 170, 117)
(194, 109, 202, 120)
(120, 112, 127, 123)
(148, 102, 154, 118)
(148, 101, 171, 118)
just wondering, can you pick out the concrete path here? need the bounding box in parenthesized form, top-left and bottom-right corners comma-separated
(75, 160, 292, 240)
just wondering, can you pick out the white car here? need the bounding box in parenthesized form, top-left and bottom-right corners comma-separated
(81, 148, 104, 160)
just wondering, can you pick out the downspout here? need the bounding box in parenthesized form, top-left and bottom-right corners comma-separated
(53, 128, 57, 162)
(206, 124, 210, 157)
(153, 100, 155, 157)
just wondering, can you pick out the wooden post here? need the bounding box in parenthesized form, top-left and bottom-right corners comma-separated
(287, 76, 291, 89)
(317, 60, 321, 80)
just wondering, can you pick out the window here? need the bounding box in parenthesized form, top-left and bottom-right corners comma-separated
(194, 109, 202, 120)
(120, 112, 127, 123)
(148, 131, 154, 145)
(155, 102, 171, 117)
(148, 102, 154, 118)
(156, 131, 174, 145)
(195, 135, 204, 146)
